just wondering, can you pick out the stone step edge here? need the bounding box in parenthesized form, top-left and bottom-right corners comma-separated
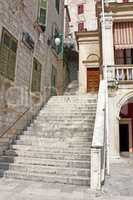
(0, 156, 91, 164)
(0, 162, 91, 173)
(4, 170, 90, 182)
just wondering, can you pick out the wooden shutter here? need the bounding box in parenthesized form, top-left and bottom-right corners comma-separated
(55, 0, 60, 14)
(78, 22, 84, 32)
(0, 29, 17, 80)
(31, 58, 42, 93)
(38, 0, 47, 26)
(51, 65, 57, 96)
(7, 37, 17, 80)
(0, 31, 10, 76)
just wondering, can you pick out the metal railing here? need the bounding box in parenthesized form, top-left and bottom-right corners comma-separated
(0, 107, 30, 138)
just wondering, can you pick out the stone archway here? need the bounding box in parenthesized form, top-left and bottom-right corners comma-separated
(117, 93, 133, 156)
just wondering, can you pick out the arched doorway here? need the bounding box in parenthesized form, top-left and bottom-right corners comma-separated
(119, 97, 133, 155)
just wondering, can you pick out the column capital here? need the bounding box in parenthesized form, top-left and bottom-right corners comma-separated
(101, 14, 113, 29)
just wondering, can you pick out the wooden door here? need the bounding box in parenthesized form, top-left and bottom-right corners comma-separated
(87, 68, 100, 92)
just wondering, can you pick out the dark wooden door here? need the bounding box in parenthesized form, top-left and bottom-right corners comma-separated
(87, 68, 100, 92)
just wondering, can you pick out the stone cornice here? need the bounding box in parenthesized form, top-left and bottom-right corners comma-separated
(75, 31, 99, 41)
(96, 2, 133, 14)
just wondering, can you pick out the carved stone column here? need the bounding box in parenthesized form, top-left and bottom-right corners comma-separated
(101, 14, 114, 66)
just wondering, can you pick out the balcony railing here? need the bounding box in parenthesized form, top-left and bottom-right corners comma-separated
(115, 65, 133, 81)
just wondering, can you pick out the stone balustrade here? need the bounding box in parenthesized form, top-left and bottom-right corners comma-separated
(115, 65, 133, 81)
(91, 80, 106, 190)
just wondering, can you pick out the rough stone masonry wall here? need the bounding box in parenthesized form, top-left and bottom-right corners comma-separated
(0, 0, 65, 135)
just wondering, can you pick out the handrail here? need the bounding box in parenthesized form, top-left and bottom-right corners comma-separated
(0, 107, 30, 138)
(92, 80, 106, 147)
(91, 80, 106, 190)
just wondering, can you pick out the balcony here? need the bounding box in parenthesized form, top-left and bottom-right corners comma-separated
(115, 65, 133, 82)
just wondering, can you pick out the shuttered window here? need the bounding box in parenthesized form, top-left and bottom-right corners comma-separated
(78, 22, 84, 32)
(31, 58, 42, 93)
(55, 0, 60, 14)
(38, 0, 47, 31)
(78, 4, 84, 15)
(0, 28, 17, 81)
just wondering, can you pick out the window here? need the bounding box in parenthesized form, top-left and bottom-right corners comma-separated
(0, 28, 17, 81)
(55, 0, 60, 14)
(78, 4, 84, 15)
(78, 22, 84, 32)
(38, 0, 47, 31)
(31, 58, 42, 93)
(115, 49, 133, 65)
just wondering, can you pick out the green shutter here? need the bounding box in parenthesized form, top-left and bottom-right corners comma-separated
(31, 58, 42, 93)
(7, 38, 17, 81)
(51, 65, 57, 96)
(58, 34, 63, 55)
(7, 50, 16, 81)
(0, 44, 9, 76)
(38, 0, 47, 27)
(55, 0, 60, 14)
(0, 29, 17, 81)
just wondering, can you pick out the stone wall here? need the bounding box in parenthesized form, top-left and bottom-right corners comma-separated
(0, 0, 65, 134)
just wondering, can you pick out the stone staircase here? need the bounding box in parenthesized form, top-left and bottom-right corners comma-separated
(0, 94, 97, 186)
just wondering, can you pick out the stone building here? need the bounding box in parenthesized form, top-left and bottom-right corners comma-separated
(0, 0, 67, 133)
(75, 0, 133, 189)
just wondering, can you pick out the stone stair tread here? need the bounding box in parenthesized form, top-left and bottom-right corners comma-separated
(4, 171, 89, 180)
(5, 150, 91, 160)
(0, 156, 91, 164)
(0, 162, 90, 172)
(11, 144, 92, 152)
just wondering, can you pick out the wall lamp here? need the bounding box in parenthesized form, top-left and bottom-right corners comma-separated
(47, 35, 61, 47)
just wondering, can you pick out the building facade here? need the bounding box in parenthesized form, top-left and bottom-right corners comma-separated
(75, 0, 133, 189)
(0, 0, 66, 134)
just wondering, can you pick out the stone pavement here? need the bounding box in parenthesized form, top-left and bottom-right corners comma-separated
(0, 157, 133, 200)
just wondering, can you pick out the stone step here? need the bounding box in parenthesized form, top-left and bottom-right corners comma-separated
(36, 116, 96, 121)
(0, 156, 91, 168)
(29, 122, 94, 128)
(31, 120, 95, 127)
(34, 119, 95, 124)
(18, 135, 93, 142)
(11, 144, 91, 154)
(24, 130, 94, 138)
(36, 115, 96, 120)
(0, 162, 90, 177)
(49, 96, 97, 101)
(40, 109, 96, 113)
(26, 126, 94, 133)
(45, 104, 97, 108)
(5, 149, 91, 160)
(15, 139, 92, 147)
(4, 170, 90, 186)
